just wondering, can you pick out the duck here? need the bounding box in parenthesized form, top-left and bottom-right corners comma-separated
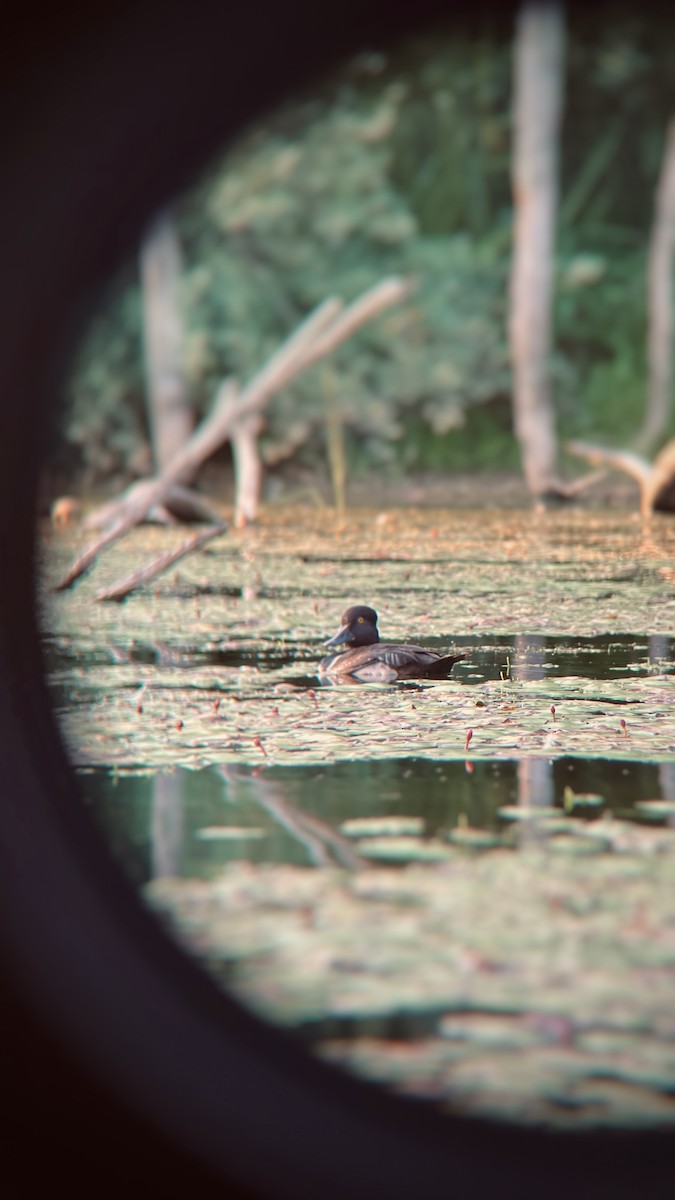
(319, 604, 465, 683)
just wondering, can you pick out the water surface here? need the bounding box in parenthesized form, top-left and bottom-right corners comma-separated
(41, 505, 675, 1128)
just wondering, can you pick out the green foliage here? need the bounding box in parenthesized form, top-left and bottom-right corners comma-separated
(175, 83, 511, 470)
(66, 277, 146, 475)
(554, 242, 648, 441)
(386, 29, 513, 236)
(396, 400, 519, 473)
(60, 10, 675, 482)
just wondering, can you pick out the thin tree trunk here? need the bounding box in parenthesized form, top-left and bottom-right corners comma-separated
(324, 367, 347, 514)
(232, 412, 264, 527)
(141, 209, 193, 471)
(636, 118, 675, 456)
(509, 1, 565, 497)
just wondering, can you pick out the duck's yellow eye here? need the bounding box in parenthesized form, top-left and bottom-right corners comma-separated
(357, 616, 365, 623)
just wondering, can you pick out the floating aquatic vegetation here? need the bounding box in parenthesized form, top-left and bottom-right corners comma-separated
(446, 826, 503, 849)
(146, 847, 675, 1127)
(497, 805, 558, 821)
(40, 506, 675, 1130)
(353, 836, 454, 863)
(636, 800, 675, 819)
(195, 825, 266, 840)
(339, 816, 424, 838)
(563, 786, 604, 812)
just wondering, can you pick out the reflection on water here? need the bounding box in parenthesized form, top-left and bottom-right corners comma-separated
(44, 630, 675, 681)
(151, 769, 186, 878)
(119, 754, 675, 1129)
(44, 507, 675, 1128)
(517, 758, 554, 809)
(81, 756, 675, 884)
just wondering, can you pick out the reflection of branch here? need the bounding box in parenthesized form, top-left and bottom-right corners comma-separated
(286, 807, 365, 871)
(218, 767, 364, 870)
(254, 790, 333, 868)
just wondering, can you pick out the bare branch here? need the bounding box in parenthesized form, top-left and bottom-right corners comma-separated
(304, 277, 416, 363)
(55, 508, 148, 591)
(566, 440, 652, 486)
(552, 469, 607, 498)
(57, 280, 413, 590)
(85, 481, 224, 531)
(566, 439, 666, 518)
(94, 523, 226, 602)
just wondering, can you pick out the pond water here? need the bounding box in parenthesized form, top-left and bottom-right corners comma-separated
(79, 756, 675, 883)
(40, 504, 675, 1129)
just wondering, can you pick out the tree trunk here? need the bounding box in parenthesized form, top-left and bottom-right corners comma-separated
(232, 413, 264, 527)
(509, 1, 565, 497)
(636, 118, 675, 456)
(140, 209, 193, 471)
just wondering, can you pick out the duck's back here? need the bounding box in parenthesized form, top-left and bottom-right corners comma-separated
(320, 643, 464, 683)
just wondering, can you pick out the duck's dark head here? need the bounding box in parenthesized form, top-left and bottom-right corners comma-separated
(324, 605, 379, 648)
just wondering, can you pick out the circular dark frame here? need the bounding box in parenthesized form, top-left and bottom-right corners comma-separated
(2, 2, 674, 1195)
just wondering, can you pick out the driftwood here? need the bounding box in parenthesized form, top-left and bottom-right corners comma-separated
(567, 439, 675, 517)
(57, 278, 413, 592)
(95, 523, 227, 602)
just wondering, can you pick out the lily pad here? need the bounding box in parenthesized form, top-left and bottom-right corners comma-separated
(563, 786, 604, 812)
(340, 816, 424, 838)
(446, 826, 503, 849)
(635, 800, 675, 819)
(497, 806, 558, 822)
(355, 837, 454, 863)
(545, 834, 607, 856)
(535, 817, 576, 836)
(196, 825, 266, 840)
